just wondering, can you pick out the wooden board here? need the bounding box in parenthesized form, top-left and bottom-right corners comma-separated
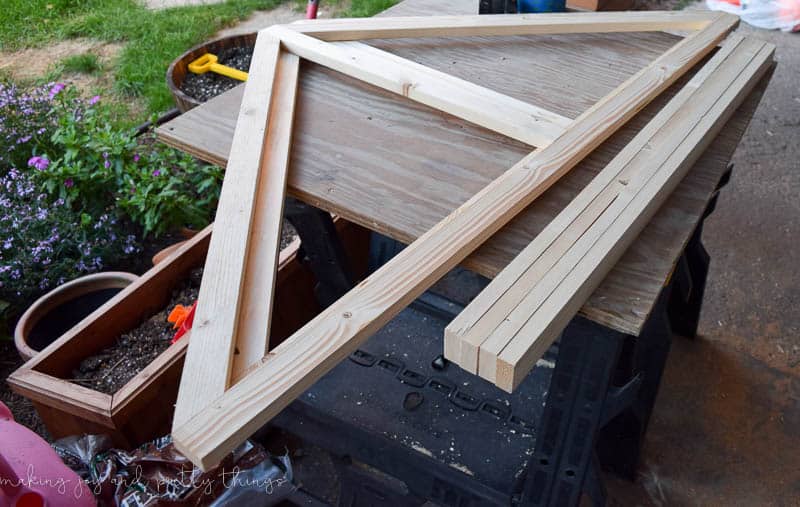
(157, 2, 757, 338)
(231, 51, 300, 383)
(271, 26, 569, 147)
(170, 11, 739, 469)
(175, 35, 288, 428)
(444, 36, 774, 389)
(286, 11, 714, 40)
(495, 40, 774, 391)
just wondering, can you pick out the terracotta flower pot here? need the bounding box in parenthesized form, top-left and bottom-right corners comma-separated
(14, 272, 139, 361)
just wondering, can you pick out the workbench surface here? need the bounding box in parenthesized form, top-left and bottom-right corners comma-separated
(157, 0, 765, 336)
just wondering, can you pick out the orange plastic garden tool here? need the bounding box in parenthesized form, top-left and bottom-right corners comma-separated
(188, 53, 248, 81)
(168, 301, 197, 343)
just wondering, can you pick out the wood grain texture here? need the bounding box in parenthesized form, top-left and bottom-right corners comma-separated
(232, 51, 300, 382)
(157, 12, 754, 338)
(171, 13, 736, 469)
(287, 11, 716, 41)
(495, 40, 775, 391)
(7, 369, 113, 425)
(172, 33, 282, 429)
(270, 25, 569, 147)
(445, 34, 747, 374)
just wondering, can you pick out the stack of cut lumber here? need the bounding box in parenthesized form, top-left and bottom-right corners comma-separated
(444, 35, 774, 392)
(167, 12, 774, 471)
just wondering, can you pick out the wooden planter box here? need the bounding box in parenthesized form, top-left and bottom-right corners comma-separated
(7, 221, 369, 447)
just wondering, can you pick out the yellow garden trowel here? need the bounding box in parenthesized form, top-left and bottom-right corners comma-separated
(188, 53, 248, 81)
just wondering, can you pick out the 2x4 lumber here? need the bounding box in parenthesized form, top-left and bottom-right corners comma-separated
(231, 51, 300, 383)
(172, 14, 736, 470)
(474, 35, 757, 381)
(289, 11, 718, 41)
(445, 33, 747, 374)
(172, 33, 287, 429)
(268, 25, 571, 147)
(495, 39, 774, 392)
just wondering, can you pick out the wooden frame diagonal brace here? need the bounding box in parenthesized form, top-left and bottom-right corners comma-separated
(172, 11, 739, 470)
(173, 36, 300, 428)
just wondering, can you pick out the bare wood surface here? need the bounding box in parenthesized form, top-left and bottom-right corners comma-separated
(232, 51, 300, 382)
(172, 33, 284, 428)
(445, 34, 745, 372)
(171, 13, 737, 469)
(497, 40, 774, 390)
(269, 25, 570, 147)
(157, 2, 755, 338)
(287, 11, 715, 40)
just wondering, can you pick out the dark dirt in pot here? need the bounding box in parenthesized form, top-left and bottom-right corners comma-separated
(70, 268, 203, 395)
(27, 288, 124, 353)
(181, 46, 254, 103)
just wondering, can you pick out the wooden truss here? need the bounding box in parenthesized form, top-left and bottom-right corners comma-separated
(172, 11, 771, 470)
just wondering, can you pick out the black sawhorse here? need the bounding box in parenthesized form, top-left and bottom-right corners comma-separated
(279, 165, 729, 506)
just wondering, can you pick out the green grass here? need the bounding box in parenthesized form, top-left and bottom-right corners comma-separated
(292, 0, 397, 17)
(61, 53, 102, 74)
(0, 0, 396, 122)
(0, 0, 286, 119)
(340, 0, 397, 17)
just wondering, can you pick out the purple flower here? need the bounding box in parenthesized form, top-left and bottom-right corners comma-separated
(133, 154, 140, 163)
(102, 152, 109, 159)
(48, 82, 66, 99)
(89, 95, 100, 105)
(152, 169, 161, 177)
(104, 160, 110, 169)
(64, 178, 74, 188)
(27, 156, 50, 171)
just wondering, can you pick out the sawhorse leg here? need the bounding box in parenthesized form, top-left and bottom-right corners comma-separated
(521, 285, 674, 505)
(285, 197, 355, 307)
(668, 162, 732, 338)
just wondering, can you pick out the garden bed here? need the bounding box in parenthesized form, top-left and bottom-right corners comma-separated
(6, 219, 369, 447)
(71, 268, 202, 394)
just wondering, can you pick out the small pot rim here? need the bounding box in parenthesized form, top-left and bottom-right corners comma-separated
(166, 31, 257, 112)
(14, 271, 139, 361)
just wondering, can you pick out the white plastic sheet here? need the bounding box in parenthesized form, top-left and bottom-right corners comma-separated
(707, 0, 800, 31)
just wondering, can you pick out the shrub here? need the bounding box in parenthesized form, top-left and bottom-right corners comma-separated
(21, 83, 223, 237)
(0, 168, 140, 328)
(0, 82, 60, 172)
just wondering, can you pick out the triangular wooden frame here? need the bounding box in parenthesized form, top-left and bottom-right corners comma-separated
(173, 11, 739, 469)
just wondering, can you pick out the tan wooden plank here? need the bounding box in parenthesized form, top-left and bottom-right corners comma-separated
(232, 52, 301, 382)
(446, 34, 747, 373)
(288, 11, 716, 41)
(172, 33, 283, 428)
(480, 36, 763, 382)
(156, 26, 763, 339)
(270, 25, 570, 147)
(7, 369, 113, 426)
(171, 16, 736, 469)
(495, 41, 775, 391)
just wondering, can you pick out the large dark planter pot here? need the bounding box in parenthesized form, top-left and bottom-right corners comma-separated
(166, 32, 256, 112)
(14, 272, 139, 361)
